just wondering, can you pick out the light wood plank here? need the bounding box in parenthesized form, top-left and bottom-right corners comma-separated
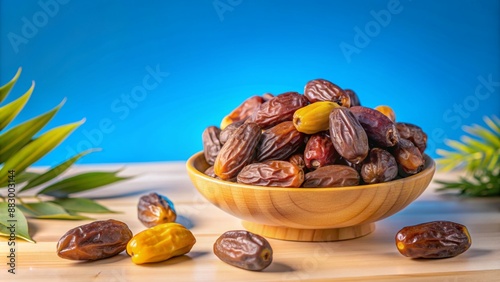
(1, 162, 499, 281)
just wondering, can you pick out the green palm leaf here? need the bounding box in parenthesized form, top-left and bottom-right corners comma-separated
(0, 82, 34, 131)
(436, 115, 500, 196)
(0, 67, 21, 103)
(0, 202, 35, 242)
(437, 116, 500, 172)
(463, 124, 500, 148)
(37, 170, 130, 198)
(20, 148, 99, 192)
(18, 202, 92, 220)
(0, 99, 65, 163)
(50, 198, 118, 214)
(14, 171, 41, 184)
(484, 116, 500, 134)
(0, 119, 84, 181)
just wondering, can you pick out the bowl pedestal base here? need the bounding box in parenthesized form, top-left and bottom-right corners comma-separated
(242, 221, 375, 242)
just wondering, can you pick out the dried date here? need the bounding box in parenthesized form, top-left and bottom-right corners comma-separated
(396, 122, 427, 153)
(375, 105, 396, 122)
(349, 106, 400, 148)
(395, 221, 471, 259)
(137, 192, 177, 227)
(293, 101, 340, 134)
(204, 166, 217, 178)
(256, 121, 305, 162)
(329, 107, 369, 164)
(304, 79, 351, 107)
(247, 92, 308, 129)
(237, 160, 304, 188)
(202, 126, 222, 165)
(57, 219, 133, 261)
(345, 89, 361, 106)
(219, 121, 243, 145)
(214, 230, 273, 271)
(303, 165, 360, 188)
(392, 138, 424, 176)
(205, 166, 236, 181)
(127, 222, 196, 264)
(220, 96, 264, 129)
(361, 148, 398, 184)
(396, 121, 411, 138)
(304, 133, 338, 170)
(214, 122, 261, 180)
(289, 153, 307, 171)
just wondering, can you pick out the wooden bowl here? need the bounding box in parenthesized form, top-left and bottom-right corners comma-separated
(186, 152, 435, 242)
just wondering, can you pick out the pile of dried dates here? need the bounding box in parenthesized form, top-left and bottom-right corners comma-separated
(202, 78, 428, 187)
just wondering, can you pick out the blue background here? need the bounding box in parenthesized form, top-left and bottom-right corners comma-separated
(1, 0, 499, 166)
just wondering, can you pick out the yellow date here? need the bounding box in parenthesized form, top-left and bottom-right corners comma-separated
(127, 222, 196, 264)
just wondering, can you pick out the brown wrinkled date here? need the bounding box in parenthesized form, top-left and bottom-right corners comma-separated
(219, 121, 243, 145)
(220, 96, 264, 129)
(344, 89, 361, 107)
(247, 92, 308, 129)
(329, 107, 369, 164)
(205, 166, 237, 182)
(57, 219, 133, 261)
(303, 165, 360, 188)
(137, 192, 177, 227)
(204, 166, 217, 178)
(361, 148, 398, 184)
(396, 122, 427, 153)
(396, 221, 472, 259)
(289, 153, 307, 171)
(256, 121, 305, 162)
(304, 79, 351, 107)
(349, 106, 400, 148)
(214, 122, 261, 180)
(392, 138, 425, 176)
(202, 126, 222, 165)
(214, 230, 273, 271)
(395, 121, 411, 138)
(237, 160, 304, 187)
(304, 133, 338, 170)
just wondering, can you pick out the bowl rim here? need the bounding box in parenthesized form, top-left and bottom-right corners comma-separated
(186, 151, 435, 192)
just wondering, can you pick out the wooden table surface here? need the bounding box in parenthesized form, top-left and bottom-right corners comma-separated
(1, 162, 499, 282)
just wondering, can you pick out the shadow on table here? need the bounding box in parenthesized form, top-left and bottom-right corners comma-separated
(88, 188, 155, 199)
(68, 253, 130, 266)
(375, 247, 492, 261)
(264, 262, 295, 273)
(461, 248, 493, 258)
(176, 214, 195, 229)
(137, 251, 210, 268)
